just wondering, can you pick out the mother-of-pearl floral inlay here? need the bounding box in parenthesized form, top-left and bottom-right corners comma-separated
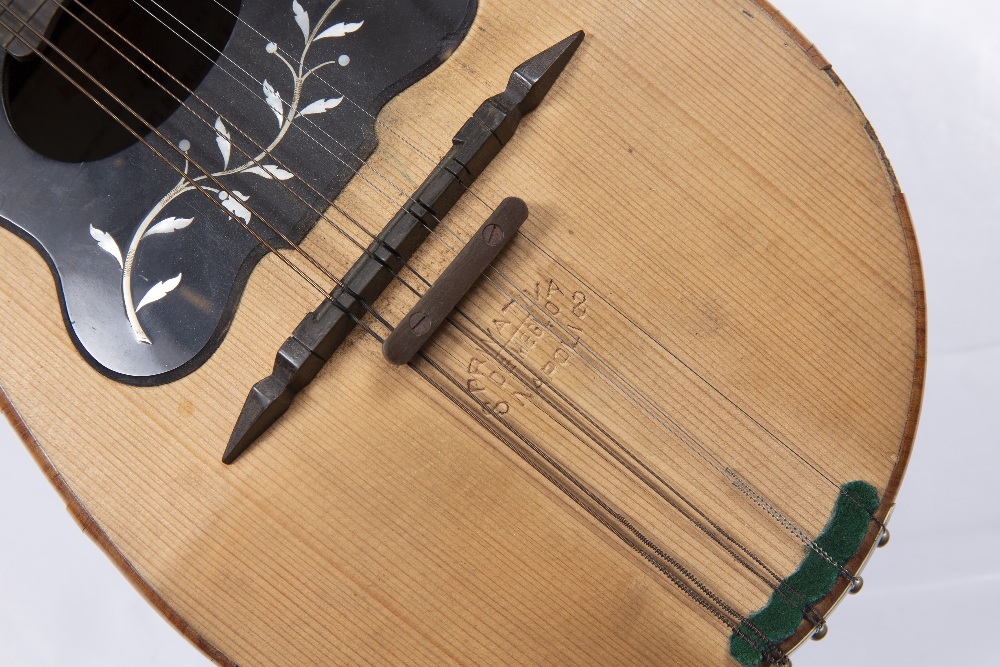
(89, 0, 363, 344)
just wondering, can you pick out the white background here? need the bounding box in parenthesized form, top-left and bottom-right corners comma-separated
(2, 0, 998, 664)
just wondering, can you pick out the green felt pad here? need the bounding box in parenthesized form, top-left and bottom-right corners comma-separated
(729, 481, 880, 666)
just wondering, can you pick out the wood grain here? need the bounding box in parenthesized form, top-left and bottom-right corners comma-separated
(0, 0, 924, 665)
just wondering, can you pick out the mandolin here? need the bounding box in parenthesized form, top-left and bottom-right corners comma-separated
(0, 0, 924, 665)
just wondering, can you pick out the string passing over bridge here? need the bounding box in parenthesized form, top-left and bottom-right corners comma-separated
(224, 31, 585, 464)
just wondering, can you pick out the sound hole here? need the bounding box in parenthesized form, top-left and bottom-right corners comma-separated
(4, 0, 241, 162)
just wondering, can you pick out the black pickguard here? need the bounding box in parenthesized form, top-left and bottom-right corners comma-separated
(0, 0, 477, 384)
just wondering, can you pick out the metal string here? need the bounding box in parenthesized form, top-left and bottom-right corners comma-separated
(207, 0, 878, 544)
(57, 0, 833, 604)
(128, 0, 862, 575)
(211, 0, 884, 527)
(43, 0, 856, 628)
(3, 20, 320, 296)
(4, 12, 784, 654)
(351, 316, 782, 659)
(517, 235, 885, 526)
(9, 10, 860, 664)
(409, 351, 779, 657)
(60, 0, 447, 305)
(134, 0, 445, 237)
(7, 9, 864, 656)
(419, 315, 824, 619)
(56, 2, 820, 622)
(3, 6, 406, 332)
